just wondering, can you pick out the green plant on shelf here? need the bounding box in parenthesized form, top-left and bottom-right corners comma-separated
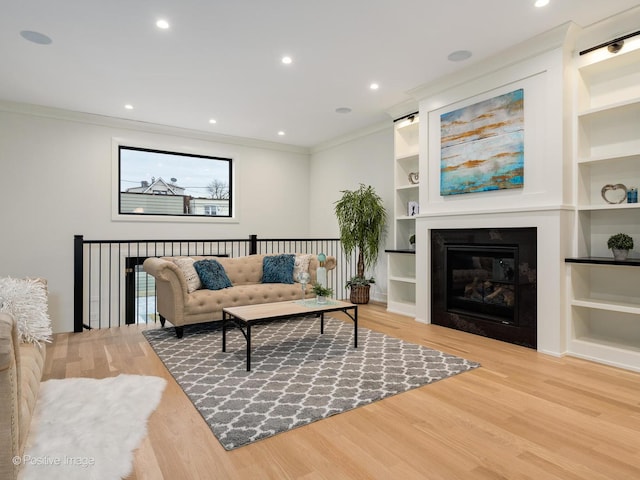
(607, 233, 634, 251)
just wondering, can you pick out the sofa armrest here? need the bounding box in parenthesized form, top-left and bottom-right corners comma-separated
(143, 257, 189, 326)
(0, 313, 21, 480)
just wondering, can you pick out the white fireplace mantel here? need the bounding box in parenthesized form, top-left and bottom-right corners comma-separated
(415, 207, 573, 357)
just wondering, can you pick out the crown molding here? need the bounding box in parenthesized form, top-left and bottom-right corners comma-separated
(310, 119, 391, 154)
(0, 100, 311, 155)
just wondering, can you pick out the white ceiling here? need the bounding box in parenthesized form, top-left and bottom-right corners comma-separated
(2, 1, 639, 148)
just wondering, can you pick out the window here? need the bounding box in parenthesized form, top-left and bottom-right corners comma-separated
(203, 205, 225, 216)
(118, 146, 232, 218)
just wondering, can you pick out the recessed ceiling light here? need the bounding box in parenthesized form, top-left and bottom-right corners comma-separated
(209, 118, 217, 124)
(335, 107, 352, 114)
(534, 0, 549, 7)
(447, 50, 472, 62)
(370, 83, 379, 90)
(20, 30, 52, 45)
(277, 131, 285, 136)
(156, 19, 170, 29)
(124, 104, 134, 110)
(281, 56, 292, 65)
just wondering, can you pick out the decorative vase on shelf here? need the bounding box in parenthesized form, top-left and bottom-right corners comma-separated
(316, 253, 327, 288)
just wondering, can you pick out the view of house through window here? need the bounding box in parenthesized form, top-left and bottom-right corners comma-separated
(119, 146, 232, 217)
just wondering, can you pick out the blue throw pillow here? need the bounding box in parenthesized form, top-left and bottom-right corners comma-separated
(193, 259, 233, 290)
(262, 254, 295, 284)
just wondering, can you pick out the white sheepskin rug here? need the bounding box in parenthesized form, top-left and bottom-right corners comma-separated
(19, 374, 167, 480)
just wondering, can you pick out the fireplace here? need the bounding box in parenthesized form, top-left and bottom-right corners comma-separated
(431, 228, 536, 348)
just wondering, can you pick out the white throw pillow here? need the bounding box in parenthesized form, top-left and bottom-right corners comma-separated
(0, 277, 52, 344)
(174, 257, 202, 293)
(293, 254, 313, 283)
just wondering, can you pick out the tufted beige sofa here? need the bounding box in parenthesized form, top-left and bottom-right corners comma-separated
(0, 312, 46, 480)
(143, 254, 336, 337)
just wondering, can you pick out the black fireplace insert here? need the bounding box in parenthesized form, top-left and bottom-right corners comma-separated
(446, 244, 519, 325)
(432, 228, 536, 348)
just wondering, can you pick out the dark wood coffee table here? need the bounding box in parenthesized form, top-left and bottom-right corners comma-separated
(222, 299, 358, 371)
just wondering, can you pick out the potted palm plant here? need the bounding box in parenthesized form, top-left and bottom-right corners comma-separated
(334, 184, 387, 304)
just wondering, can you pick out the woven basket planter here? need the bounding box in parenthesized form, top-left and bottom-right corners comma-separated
(349, 284, 370, 304)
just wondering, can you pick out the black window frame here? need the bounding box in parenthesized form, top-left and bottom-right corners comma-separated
(118, 145, 233, 218)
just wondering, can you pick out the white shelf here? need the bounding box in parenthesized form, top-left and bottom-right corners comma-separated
(568, 39, 640, 372)
(578, 96, 640, 118)
(578, 151, 640, 165)
(569, 338, 640, 373)
(577, 203, 640, 211)
(389, 112, 419, 316)
(396, 184, 419, 191)
(395, 152, 419, 162)
(387, 299, 416, 317)
(572, 297, 640, 315)
(388, 276, 416, 284)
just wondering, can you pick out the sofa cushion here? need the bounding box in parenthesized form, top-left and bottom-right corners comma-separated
(173, 257, 202, 293)
(262, 254, 295, 284)
(216, 255, 264, 285)
(194, 259, 233, 290)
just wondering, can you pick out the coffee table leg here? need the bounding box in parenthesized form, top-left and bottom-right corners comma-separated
(320, 313, 324, 334)
(222, 312, 227, 352)
(354, 306, 358, 348)
(246, 323, 252, 371)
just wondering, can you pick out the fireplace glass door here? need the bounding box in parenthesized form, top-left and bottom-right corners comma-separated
(445, 245, 519, 325)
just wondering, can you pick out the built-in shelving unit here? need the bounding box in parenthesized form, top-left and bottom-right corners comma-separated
(566, 36, 640, 372)
(386, 113, 419, 317)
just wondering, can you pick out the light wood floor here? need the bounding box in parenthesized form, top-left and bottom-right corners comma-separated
(44, 303, 640, 480)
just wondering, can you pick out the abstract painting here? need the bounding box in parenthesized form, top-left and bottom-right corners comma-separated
(440, 89, 524, 196)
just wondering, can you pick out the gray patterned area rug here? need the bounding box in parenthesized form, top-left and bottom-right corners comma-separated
(143, 316, 479, 450)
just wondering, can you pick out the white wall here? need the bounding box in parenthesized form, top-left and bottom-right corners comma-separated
(309, 125, 394, 302)
(0, 103, 312, 333)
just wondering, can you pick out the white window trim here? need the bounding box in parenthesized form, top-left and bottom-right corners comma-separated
(111, 136, 238, 224)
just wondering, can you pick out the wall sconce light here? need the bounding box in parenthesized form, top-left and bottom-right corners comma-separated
(395, 112, 419, 129)
(607, 41, 624, 54)
(580, 30, 639, 56)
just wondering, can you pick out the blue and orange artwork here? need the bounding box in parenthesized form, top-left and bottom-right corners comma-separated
(440, 89, 524, 196)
